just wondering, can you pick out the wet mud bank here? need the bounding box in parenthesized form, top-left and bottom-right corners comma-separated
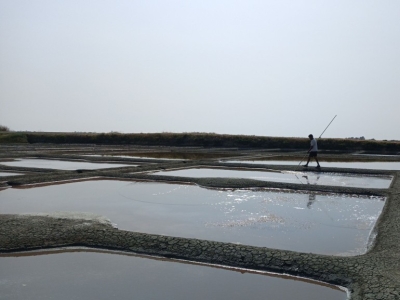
(1, 144, 400, 299)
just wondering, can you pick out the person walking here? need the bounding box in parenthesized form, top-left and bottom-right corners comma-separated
(303, 134, 321, 168)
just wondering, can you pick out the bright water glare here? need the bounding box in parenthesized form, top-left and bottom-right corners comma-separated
(153, 168, 392, 189)
(226, 160, 400, 170)
(0, 180, 385, 255)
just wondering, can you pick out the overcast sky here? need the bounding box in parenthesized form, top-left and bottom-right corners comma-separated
(1, 1, 399, 140)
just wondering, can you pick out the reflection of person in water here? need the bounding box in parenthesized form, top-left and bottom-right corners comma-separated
(302, 174, 321, 185)
(307, 193, 316, 208)
(302, 174, 320, 208)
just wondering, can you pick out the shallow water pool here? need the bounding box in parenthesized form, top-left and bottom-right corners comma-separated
(225, 160, 400, 170)
(153, 168, 392, 189)
(0, 250, 345, 300)
(83, 154, 181, 160)
(0, 180, 384, 255)
(0, 172, 23, 177)
(0, 159, 134, 170)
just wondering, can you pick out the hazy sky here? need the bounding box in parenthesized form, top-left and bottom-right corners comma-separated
(1, 1, 399, 140)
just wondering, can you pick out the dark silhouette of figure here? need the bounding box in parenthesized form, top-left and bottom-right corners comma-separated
(303, 134, 321, 168)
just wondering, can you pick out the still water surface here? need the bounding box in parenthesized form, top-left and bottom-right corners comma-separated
(0, 180, 384, 255)
(0, 251, 345, 300)
(153, 168, 392, 189)
(0, 172, 23, 177)
(0, 159, 133, 170)
(226, 160, 400, 170)
(84, 154, 181, 160)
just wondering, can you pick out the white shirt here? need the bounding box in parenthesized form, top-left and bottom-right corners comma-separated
(310, 138, 318, 152)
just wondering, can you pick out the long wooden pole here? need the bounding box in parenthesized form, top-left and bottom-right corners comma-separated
(297, 115, 337, 167)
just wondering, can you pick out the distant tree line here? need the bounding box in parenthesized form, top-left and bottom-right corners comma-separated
(0, 131, 397, 152)
(0, 125, 10, 132)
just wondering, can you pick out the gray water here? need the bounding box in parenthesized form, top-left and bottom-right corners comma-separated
(225, 160, 400, 170)
(84, 154, 181, 160)
(0, 180, 384, 255)
(0, 250, 345, 300)
(0, 159, 133, 170)
(0, 172, 23, 177)
(153, 168, 392, 189)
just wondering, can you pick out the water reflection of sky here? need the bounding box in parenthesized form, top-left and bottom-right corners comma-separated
(0, 159, 133, 170)
(83, 154, 181, 160)
(0, 251, 345, 300)
(0, 172, 23, 177)
(0, 180, 385, 256)
(153, 168, 392, 189)
(225, 160, 400, 170)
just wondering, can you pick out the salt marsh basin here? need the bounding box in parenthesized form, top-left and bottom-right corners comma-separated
(225, 160, 400, 170)
(0, 180, 385, 255)
(152, 168, 392, 189)
(0, 158, 133, 170)
(1, 142, 400, 299)
(0, 250, 345, 300)
(0, 172, 23, 177)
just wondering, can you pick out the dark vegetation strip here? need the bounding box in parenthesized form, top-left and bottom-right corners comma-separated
(1, 132, 400, 152)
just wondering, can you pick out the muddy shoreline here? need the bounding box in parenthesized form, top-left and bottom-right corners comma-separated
(1, 144, 399, 299)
